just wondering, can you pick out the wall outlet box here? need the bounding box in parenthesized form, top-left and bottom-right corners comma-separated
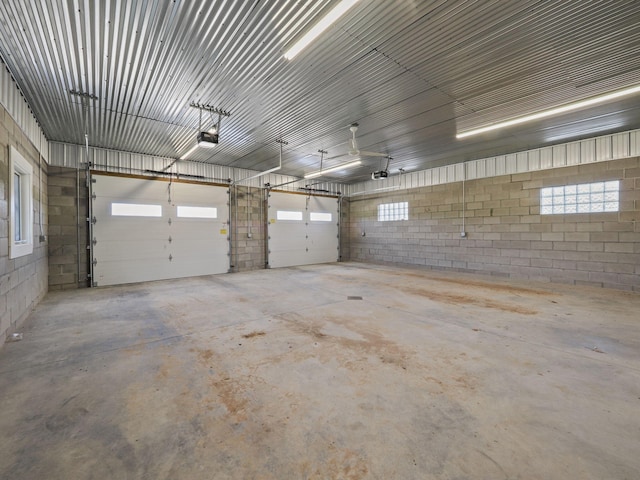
(247, 232, 252, 239)
(39, 235, 47, 242)
(460, 231, 467, 238)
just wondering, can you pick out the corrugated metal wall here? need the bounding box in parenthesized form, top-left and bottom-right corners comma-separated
(48, 141, 345, 194)
(347, 129, 640, 196)
(0, 61, 48, 160)
(51, 127, 640, 198)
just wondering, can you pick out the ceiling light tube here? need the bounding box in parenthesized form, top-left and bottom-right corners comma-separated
(304, 159, 361, 179)
(284, 0, 360, 60)
(456, 84, 640, 139)
(179, 144, 199, 160)
(234, 165, 282, 185)
(349, 185, 401, 197)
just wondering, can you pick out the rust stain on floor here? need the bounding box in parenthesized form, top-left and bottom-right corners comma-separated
(381, 269, 556, 296)
(405, 287, 538, 315)
(242, 331, 266, 339)
(309, 451, 369, 480)
(280, 312, 412, 371)
(428, 276, 556, 296)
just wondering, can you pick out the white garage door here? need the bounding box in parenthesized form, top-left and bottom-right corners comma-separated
(92, 173, 229, 286)
(267, 191, 339, 268)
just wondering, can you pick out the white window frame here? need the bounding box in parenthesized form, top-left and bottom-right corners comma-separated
(540, 180, 619, 215)
(378, 201, 408, 221)
(9, 146, 34, 258)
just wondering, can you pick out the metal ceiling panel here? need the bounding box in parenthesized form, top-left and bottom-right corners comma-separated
(1, 0, 639, 184)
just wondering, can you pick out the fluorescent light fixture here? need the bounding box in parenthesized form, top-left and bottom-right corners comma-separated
(284, 0, 360, 60)
(180, 144, 199, 160)
(234, 165, 282, 185)
(304, 159, 361, 179)
(457, 84, 640, 139)
(349, 185, 401, 197)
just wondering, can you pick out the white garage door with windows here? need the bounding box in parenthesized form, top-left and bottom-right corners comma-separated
(92, 173, 229, 286)
(267, 191, 339, 268)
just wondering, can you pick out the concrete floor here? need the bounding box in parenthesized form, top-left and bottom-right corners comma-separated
(1, 263, 639, 480)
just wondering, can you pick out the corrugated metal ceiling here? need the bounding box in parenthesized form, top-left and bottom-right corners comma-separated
(1, 0, 639, 183)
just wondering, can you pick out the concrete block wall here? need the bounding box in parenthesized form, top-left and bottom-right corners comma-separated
(346, 156, 640, 291)
(0, 104, 48, 345)
(47, 166, 89, 290)
(230, 186, 266, 272)
(339, 197, 350, 261)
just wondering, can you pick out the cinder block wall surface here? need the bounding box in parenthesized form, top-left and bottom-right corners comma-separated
(346, 157, 640, 291)
(230, 186, 266, 272)
(0, 104, 48, 345)
(47, 166, 88, 290)
(339, 197, 350, 261)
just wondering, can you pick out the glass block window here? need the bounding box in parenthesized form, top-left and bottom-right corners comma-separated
(378, 202, 408, 221)
(540, 181, 619, 215)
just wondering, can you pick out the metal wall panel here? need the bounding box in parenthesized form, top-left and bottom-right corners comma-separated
(0, 61, 48, 160)
(631, 130, 640, 157)
(345, 128, 639, 197)
(48, 141, 345, 194)
(552, 145, 566, 168)
(612, 132, 630, 159)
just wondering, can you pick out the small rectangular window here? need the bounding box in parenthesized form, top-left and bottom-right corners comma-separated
(378, 202, 408, 221)
(277, 210, 303, 221)
(10, 146, 33, 258)
(540, 181, 619, 215)
(177, 206, 217, 218)
(111, 203, 162, 217)
(310, 212, 332, 222)
(14, 173, 22, 242)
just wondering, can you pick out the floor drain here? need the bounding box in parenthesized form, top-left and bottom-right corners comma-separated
(347, 296, 363, 300)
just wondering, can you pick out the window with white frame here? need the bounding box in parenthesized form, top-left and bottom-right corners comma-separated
(378, 201, 408, 221)
(540, 181, 619, 215)
(9, 146, 33, 258)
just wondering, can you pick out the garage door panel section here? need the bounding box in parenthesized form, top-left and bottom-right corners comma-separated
(93, 174, 229, 286)
(307, 196, 339, 264)
(171, 182, 229, 276)
(268, 192, 339, 268)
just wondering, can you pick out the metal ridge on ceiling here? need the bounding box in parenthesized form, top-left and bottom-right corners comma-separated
(0, 0, 639, 184)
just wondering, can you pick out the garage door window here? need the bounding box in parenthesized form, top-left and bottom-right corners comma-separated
(310, 212, 332, 222)
(111, 203, 162, 217)
(277, 210, 303, 221)
(177, 206, 218, 218)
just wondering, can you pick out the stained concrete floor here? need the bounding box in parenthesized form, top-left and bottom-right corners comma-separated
(1, 263, 639, 480)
